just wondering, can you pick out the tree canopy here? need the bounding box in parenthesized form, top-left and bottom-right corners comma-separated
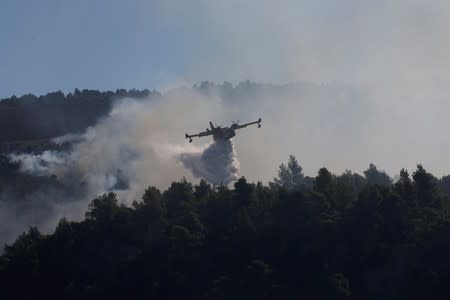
(2, 157, 450, 299)
(0, 89, 157, 145)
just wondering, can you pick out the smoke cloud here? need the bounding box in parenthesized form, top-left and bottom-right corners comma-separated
(179, 139, 240, 185)
(10, 151, 71, 176)
(3, 81, 450, 248)
(0, 88, 242, 246)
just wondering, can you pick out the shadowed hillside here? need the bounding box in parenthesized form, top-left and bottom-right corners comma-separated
(0, 89, 157, 144)
(2, 157, 450, 299)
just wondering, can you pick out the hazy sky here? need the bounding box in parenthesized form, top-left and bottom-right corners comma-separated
(1, 0, 449, 98)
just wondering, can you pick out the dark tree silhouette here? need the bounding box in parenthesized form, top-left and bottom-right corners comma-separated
(2, 159, 450, 299)
(0, 89, 157, 147)
(364, 163, 392, 186)
(273, 155, 304, 189)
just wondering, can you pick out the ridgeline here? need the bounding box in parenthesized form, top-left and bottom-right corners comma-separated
(0, 89, 156, 144)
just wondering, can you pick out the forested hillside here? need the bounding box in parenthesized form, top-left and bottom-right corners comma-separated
(2, 157, 450, 299)
(0, 80, 358, 146)
(0, 89, 155, 143)
(2, 84, 450, 299)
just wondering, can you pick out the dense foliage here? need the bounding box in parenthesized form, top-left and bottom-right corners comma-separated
(2, 157, 450, 299)
(2, 85, 450, 298)
(0, 89, 156, 143)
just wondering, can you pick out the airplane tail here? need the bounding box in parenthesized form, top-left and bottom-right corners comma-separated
(209, 121, 214, 130)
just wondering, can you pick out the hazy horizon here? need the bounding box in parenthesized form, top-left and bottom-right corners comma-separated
(2, 1, 450, 95)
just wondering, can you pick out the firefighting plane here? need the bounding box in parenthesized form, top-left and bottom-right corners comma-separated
(185, 118, 262, 143)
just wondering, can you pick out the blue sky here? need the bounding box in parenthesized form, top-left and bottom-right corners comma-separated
(1, 0, 449, 98)
(0, 0, 201, 97)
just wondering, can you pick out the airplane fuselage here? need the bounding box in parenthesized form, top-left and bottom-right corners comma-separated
(213, 127, 236, 140)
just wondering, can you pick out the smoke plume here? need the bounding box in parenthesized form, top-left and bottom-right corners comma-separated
(3, 80, 450, 249)
(179, 139, 240, 185)
(1, 88, 250, 247)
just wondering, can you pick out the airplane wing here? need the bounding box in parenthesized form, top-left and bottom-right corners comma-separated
(185, 130, 213, 142)
(234, 118, 262, 130)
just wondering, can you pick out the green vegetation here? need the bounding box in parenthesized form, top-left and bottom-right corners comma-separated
(2, 156, 450, 299)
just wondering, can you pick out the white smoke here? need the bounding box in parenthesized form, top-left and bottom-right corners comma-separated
(6, 90, 242, 211)
(179, 139, 240, 185)
(1, 89, 253, 249)
(5, 80, 450, 248)
(10, 151, 71, 175)
(51, 133, 85, 145)
(0, 91, 224, 246)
